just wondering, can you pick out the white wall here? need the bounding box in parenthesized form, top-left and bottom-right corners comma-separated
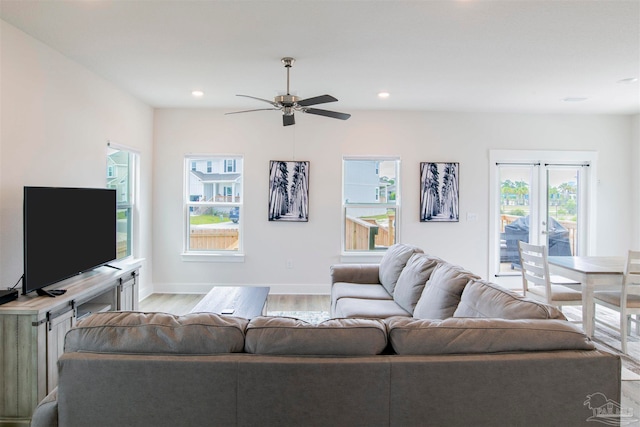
(153, 109, 634, 294)
(0, 21, 154, 295)
(632, 114, 640, 249)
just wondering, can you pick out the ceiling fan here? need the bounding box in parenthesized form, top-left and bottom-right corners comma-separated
(226, 57, 351, 126)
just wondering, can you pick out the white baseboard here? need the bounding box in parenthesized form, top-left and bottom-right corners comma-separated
(149, 282, 330, 295)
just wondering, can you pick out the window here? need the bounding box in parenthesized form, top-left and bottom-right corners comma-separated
(185, 155, 243, 254)
(224, 159, 236, 173)
(107, 145, 138, 259)
(343, 157, 400, 252)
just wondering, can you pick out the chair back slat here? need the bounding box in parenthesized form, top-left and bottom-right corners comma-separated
(623, 250, 640, 297)
(518, 241, 552, 302)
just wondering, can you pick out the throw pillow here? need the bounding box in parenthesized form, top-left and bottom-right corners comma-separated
(378, 243, 424, 295)
(412, 262, 479, 319)
(392, 253, 440, 314)
(453, 279, 566, 320)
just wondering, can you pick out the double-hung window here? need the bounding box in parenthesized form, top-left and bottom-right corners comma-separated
(342, 156, 400, 253)
(107, 144, 138, 259)
(184, 155, 243, 255)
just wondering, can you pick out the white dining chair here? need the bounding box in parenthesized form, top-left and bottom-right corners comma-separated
(592, 250, 640, 354)
(518, 241, 583, 314)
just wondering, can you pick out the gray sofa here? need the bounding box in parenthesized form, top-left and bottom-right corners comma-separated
(31, 244, 621, 427)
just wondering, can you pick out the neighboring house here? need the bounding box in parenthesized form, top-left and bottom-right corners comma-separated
(189, 158, 242, 202)
(106, 151, 129, 202)
(344, 160, 380, 203)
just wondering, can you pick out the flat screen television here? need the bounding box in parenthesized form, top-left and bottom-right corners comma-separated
(23, 186, 117, 295)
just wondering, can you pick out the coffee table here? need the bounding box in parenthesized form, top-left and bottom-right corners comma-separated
(190, 286, 270, 319)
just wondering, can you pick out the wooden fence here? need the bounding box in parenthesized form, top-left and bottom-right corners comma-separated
(345, 214, 395, 250)
(190, 228, 239, 250)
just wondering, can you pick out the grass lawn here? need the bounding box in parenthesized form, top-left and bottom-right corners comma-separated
(190, 214, 230, 225)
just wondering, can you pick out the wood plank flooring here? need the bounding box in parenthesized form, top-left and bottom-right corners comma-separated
(139, 293, 330, 315)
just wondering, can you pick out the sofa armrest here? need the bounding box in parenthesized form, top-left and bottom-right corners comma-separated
(30, 387, 58, 427)
(330, 264, 380, 286)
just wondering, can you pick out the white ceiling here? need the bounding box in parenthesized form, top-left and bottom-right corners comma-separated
(1, 0, 639, 114)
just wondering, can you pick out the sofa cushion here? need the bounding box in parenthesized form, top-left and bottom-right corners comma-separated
(413, 262, 479, 319)
(65, 311, 248, 354)
(331, 282, 393, 316)
(334, 297, 412, 319)
(332, 282, 393, 302)
(385, 317, 594, 355)
(453, 279, 566, 320)
(393, 253, 441, 314)
(245, 316, 387, 355)
(378, 243, 424, 295)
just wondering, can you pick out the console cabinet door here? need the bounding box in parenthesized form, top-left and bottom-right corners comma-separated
(46, 308, 75, 393)
(118, 272, 138, 311)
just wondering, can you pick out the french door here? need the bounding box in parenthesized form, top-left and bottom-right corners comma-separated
(489, 150, 597, 278)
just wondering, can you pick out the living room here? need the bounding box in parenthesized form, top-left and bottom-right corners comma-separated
(1, 1, 639, 425)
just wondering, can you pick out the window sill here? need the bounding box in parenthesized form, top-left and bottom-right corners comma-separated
(181, 253, 245, 263)
(339, 252, 385, 263)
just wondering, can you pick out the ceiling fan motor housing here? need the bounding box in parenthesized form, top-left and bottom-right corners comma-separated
(274, 94, 299, 107)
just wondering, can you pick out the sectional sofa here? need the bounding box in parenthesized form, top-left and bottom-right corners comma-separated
(31, 244, 621, 427)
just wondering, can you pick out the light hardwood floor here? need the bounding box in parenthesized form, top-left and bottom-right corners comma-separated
(139, 293, 330, 315)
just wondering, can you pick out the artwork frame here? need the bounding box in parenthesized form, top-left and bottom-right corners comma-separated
(268, 160, 310, 222)
(420, 162, 459, 222)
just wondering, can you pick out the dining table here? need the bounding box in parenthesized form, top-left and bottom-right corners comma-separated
(547, 255, 625, 337)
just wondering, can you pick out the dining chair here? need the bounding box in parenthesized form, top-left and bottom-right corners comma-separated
(518, 241, 583, 314)
(591, 250, 640, 354)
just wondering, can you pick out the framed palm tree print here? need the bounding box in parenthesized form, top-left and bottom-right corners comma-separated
(268, 160, 310, 222)
(420, 162, 459, 222)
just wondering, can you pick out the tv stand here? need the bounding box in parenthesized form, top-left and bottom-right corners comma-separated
(0, 258, 142, 425)
(104, 263, 122, 271)
(36, 288, 67, 297)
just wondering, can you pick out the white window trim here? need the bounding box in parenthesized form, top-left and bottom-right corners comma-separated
(341, 155, 401, 257)
(183, 154, 244, 261)
(106, 141, 139, 261)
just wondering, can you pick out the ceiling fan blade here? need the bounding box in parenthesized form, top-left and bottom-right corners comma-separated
(304, 108, 351, 120)
(236, 94, 280, 107)
(283, 114, 295, 126)
(225, 108, 280, 115)
(297, 94, 338, 107)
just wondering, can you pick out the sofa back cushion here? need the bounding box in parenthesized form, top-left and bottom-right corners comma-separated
(385, 317, 594, 355)
(412, 263, 479, 319)
(65, 312, 248, 354)
(378, 243, 424, 295)
(393, 253, 441, 314)
(245, 316, 387, 355)
(453, 279, 566, 320)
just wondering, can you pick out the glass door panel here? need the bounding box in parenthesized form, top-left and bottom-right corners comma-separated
(498, 166, 533, 272)
(546, 167, 580, 256)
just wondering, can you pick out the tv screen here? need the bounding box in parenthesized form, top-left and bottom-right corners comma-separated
(23, 186, 117, 295)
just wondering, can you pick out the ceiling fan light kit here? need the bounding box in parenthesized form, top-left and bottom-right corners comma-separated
(226, 57, 351, 126)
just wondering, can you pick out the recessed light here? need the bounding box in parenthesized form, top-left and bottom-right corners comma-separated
(378, 92, 390, 99)
(192, 90, 204, 97)
(563, 97, 587, 102)
(617, 77, 638, 84)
